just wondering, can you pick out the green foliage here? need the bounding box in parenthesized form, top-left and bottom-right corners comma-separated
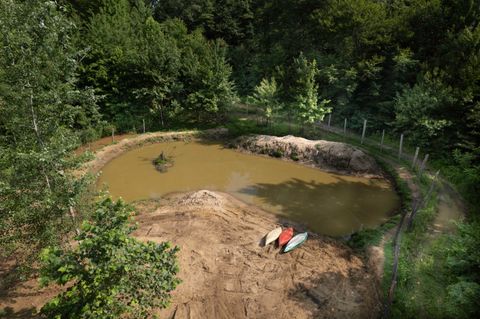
(79, 0, 236, 131)
(0, 0, 100, 264)
(441, 149, 480, 208)
(291, 54, 331, 125)
(248, 77, 279, 123)
(394, 74, 455, 148)
(39, 197, 180, 319)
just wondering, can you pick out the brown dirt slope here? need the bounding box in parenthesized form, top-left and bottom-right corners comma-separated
(136, 191, 381, 319)
(234, 135, 381, 176)
(0, 191, 382, 319)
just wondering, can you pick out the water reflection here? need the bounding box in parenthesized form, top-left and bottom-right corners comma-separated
(238, 178, 396, 235)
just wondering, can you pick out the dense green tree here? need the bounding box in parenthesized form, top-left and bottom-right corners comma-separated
(40, 198, 180, 319)
(394, 74, 455, 148)
(79, 0, 236, 130)
(151, 0, 254, 45)
(249, 77, 280, 125)
(290, 55, 331, 127)
(0, 0, 100, 264)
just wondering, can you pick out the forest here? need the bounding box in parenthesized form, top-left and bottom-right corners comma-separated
(0, 0, 479, 318)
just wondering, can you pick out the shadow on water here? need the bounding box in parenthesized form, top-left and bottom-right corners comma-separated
(239, 177, 400, 236)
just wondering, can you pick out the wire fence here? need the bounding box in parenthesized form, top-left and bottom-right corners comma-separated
(319, 113, 432, 176)
(318, 113, 441, 318)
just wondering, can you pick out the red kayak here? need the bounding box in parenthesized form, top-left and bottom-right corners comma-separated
(278, 227, 294, 246)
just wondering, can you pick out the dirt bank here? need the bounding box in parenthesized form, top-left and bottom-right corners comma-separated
(233, 135, 382, 177)
(136, 190, 381, 319)
(0, 191, 382, 318)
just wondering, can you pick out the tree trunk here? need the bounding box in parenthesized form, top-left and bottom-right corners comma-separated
(69, 206, 81, 236)
(29, 86, 51, 190)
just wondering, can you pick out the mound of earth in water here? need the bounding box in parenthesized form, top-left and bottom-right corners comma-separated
(233, 135, 381, 176)
(134, 190, 381, 319)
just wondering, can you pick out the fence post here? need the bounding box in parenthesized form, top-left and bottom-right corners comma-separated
(343, 118, 347, 136)
(143, 119, 146, 133)
(419, 154, 429, 174)
(398, 134, 404, 160)
(361, 119, 367, 144)
(111, 127, 115, 143)
(412, 147, 420, 168)
(380, 129, 385, 150)
(328, 113, 332, 127)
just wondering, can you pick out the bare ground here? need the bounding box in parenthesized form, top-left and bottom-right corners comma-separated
(0, 191, 382, 318)
(135, 191, 382, 319)
(233, 134, 382, 177)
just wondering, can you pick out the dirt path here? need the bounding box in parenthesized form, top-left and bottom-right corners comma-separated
(315, 122, 465, 290)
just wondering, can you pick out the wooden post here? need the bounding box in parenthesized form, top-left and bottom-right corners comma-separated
(343, 118, 347, 136)
(380, 129, 385, 150)
(328, 113, 332, 127)
(361, 119, 367, 144)
(419, 154, 429, 174)
(111, 127, 115, 143)
(398, 134, 404, 160)
(143, 119, 146, 133)
(412, 147, 420, 168)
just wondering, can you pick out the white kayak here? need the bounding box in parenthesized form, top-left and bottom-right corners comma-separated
(284, 232, 308, 252)
(264, 227, 282, 246)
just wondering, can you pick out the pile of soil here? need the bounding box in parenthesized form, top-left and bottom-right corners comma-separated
(233, 135, 381, 176)
(0, 191, 382, 318)
(136, 191, 382, 319)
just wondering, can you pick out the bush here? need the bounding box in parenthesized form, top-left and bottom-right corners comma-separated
(39, 198, 180, 319)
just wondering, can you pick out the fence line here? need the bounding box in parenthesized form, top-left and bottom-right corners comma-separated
(318, 114, 439, 318)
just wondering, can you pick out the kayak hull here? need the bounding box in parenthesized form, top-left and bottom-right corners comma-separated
(278, 227, 294, 246)
(265, 227, 282, 246)
(284, 232, 308, 252)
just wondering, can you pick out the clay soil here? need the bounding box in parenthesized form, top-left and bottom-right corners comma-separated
(140, 191, 382, 319)
(0, 191, 382, 318)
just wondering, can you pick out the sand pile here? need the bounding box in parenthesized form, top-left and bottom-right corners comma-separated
(134, 191, 381, 319)
(0, 192, 381, 319)
(234, 135, 381, 176)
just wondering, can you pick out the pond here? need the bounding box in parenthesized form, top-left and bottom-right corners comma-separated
(97, 140, 400, 236)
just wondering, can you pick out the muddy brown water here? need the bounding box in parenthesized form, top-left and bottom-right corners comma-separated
(97, 141, 400, 236)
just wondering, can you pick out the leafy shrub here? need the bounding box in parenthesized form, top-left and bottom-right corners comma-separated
(270, 149, 283, 158)
(39, 198, 180, 319)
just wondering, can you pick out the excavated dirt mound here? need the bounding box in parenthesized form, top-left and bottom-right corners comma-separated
(134, 191, 382, 319)
(0, 191, 381, 319)
(234, 135, 381, 176)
